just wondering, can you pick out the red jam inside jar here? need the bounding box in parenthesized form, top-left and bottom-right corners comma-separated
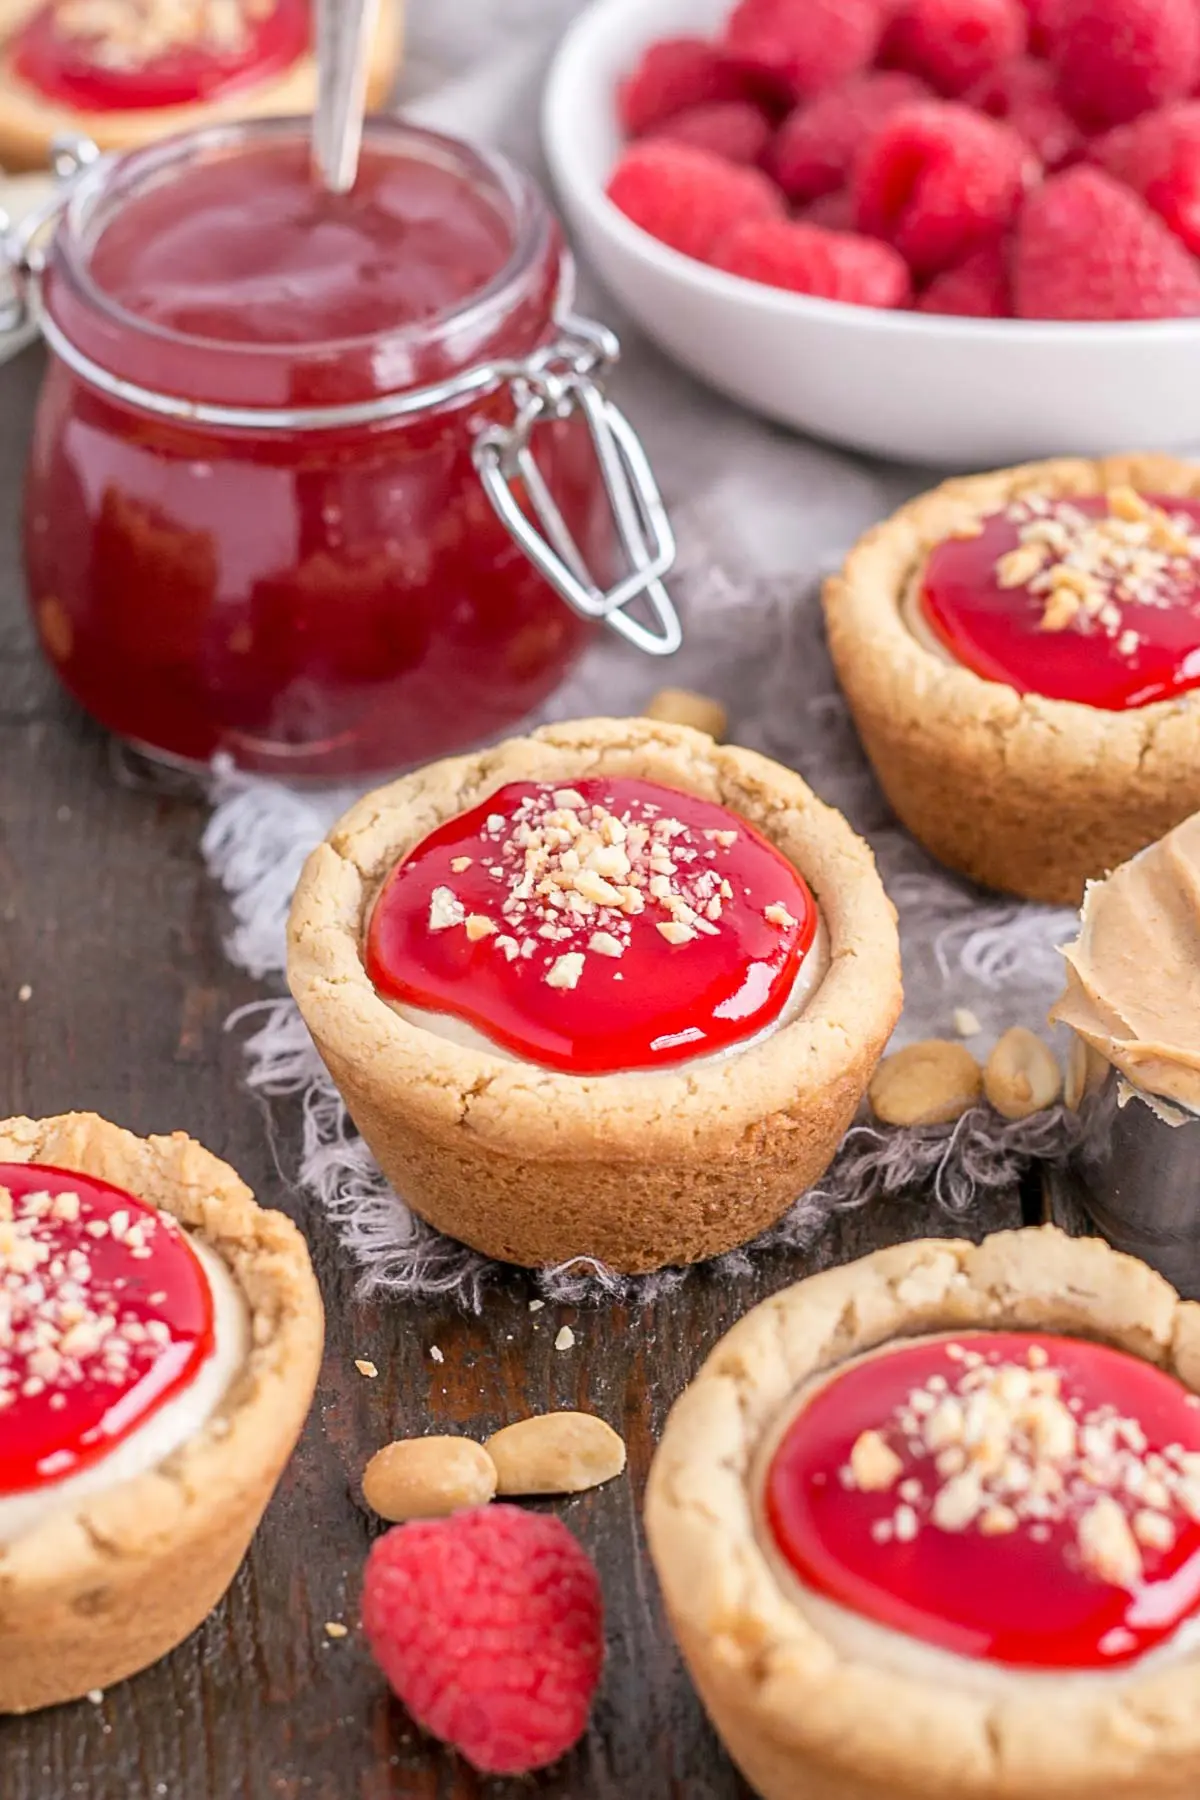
(765, 1332, 1200, 1670)
(24, 119, 605, 778)
(920, 491, 1200, 710)
(0, 1162, 216, 1496)
(366, 777, 821, 1074)
(14, 0, 310, 112)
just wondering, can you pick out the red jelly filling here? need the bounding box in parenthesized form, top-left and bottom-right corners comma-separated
(920, 492, 1200, 710)
(25, 123, 599, 777)
(366, 777, 820, 1075)
(14, 0, 309, 112)
(766, 1332, 1200, 1670)
(0, 1162, 215, 1496)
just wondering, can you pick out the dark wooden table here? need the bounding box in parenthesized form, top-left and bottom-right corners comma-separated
(0, 342, 1026, 1800)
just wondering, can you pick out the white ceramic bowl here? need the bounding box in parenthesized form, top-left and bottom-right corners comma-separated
(543, 0, 1200, 466)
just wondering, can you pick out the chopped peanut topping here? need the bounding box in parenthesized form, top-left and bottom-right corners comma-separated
(415, 785, 782, 996)
(836, 1337, 1200, 1593)
(994, 490, 1200, 656)
(849, 1429, 903, 1492)
(0, 1182, 194, 1417)
(1079, 1496, 1142, 1589)
(54, 0, 273, 69)
(545, 953, 585, 991)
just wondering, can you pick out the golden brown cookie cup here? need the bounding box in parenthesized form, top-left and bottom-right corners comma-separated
(823, 454, 1200, 906)
(0, 1112, 323, 1715)
(0, 0, 402, 170)
(286, 718, 902, 1274)
(646, 1227, 1200, 1800)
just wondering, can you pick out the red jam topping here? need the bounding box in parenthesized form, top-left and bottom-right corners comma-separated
(0, 1163, 215, 1496)
(88, 141, 513, 346)
(766, 1332, 1200, 1670)
(15, 0, 309, 113)
(366, 777, 820, 1075)
(920, 489, 1200, 710)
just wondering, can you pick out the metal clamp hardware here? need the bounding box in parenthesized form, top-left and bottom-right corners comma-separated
(474, 318, 681, 656)
(1, 135, 101, 362)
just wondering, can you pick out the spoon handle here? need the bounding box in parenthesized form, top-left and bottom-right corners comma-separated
(312, 0, 381, 196)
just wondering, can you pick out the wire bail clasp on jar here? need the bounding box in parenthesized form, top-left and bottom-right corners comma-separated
(474, 315, 682, 657)
(0, 135, 101, 362)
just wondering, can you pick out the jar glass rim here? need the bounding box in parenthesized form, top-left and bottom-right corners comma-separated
(50, 113, 552, 366)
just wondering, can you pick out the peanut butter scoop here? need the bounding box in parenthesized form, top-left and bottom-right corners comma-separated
(1050, 812, 1200, 1111)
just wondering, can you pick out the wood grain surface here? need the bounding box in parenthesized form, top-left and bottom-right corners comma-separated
(0, 345, 1025, 1800)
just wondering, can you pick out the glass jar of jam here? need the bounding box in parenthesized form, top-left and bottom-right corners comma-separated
(1, 121, 680, 779)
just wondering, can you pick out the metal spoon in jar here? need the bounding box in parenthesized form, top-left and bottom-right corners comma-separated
(311, 0, 381, 196)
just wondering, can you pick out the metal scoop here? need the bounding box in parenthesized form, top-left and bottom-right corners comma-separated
(311, 0, 381, 195)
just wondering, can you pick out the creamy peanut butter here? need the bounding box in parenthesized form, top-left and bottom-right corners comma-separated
(1050, 813, 1200, 1112)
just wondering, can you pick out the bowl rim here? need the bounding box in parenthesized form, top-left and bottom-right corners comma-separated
(542, 0, 1200, 347)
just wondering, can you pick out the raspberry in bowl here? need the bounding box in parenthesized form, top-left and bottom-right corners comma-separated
(286, 716, 902, 1273)
(544, 0, 1200, 462)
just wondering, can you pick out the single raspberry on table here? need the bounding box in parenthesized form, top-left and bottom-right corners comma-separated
(711, 218, 913, 306)
(882, 0, 1027, 98)
(968, 56, 1080, 167)
(767, 71, 929, 202)
(362, 1507, 605, 1777)
(721, 0, 886, 101)
(617, 37, 749, 137)
(1092, 102, 1200, 255)
(648, 99, 774, 166)
(853, 100, 1035, 277)
(606, 140, 784, 261)
(917, 241, 1013, 312)
(1013, 164, 1200, 317)
(1047, 0, 1200, 129)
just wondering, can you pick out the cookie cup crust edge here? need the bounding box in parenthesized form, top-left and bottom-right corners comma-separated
(822, 454, 1200, 906)
(0, 1111, 324, 1714)
(285, 717, 902, 1273)
(645, 1225, 1200, 1800)
(0, 1, 402, 169)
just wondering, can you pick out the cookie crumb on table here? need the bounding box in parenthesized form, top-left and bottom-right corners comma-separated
(555, 1326, 577, 1352)
(354, 1359, 378, 1379)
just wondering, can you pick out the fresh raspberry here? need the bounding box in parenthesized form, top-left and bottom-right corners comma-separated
(710, 217, 913, 305)
(1019, 0, 1063, 53)
(1091, 102, 1200, 255)
(800, 186, 859, 229)
(853, 100, 1035, 276)
(649, 99, 774, 166)
(917, 241, 1013, 311)
(606, 140, 784, 261)
(767, 72, 929, 202)
(1048, 0, 1200, 129)
(968, 57, 1080, 167)
(617, 37, 749, 136)
(1013, 164, 1200, 317)
(362, 1508, 604, 1777)
(882, 0, 1027, 97)
(721, 0, 886, 102)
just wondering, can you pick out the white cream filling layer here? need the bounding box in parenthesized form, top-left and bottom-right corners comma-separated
(389, 915, 831, 1072)
(0, 1235, 250, 1547)
(901, 566, 957, 663)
